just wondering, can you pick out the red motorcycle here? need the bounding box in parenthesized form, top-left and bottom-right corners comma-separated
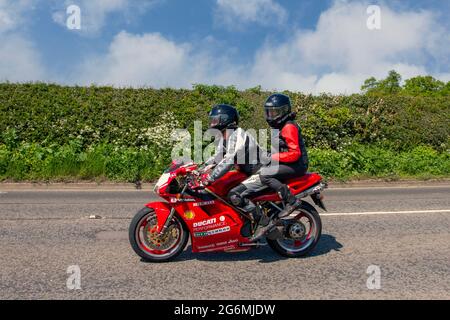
(129, 160, 327, 262)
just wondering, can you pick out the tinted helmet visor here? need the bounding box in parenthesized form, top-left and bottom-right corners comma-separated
(209, 115, 222, 128)
(264, 104, 290, 121)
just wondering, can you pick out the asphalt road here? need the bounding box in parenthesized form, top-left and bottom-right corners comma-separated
(0, 184, 449, 299)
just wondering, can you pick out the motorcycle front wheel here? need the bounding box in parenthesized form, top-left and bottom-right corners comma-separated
(267, 202, 322, 258)
(129, 207, 189, 262)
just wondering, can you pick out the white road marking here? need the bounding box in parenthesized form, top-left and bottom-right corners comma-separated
(329, 185, 450, 190)
(321, 209, 450, 216)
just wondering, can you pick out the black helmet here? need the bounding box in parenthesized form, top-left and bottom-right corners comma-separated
(264, 93, 292, 128)
(208, 104, 239, 130)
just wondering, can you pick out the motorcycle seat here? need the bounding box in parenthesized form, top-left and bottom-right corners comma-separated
(251, 172, 322, 202)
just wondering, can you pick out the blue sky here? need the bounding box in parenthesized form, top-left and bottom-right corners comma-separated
(0, 0, 449, 93)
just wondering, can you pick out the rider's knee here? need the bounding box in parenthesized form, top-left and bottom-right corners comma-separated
(228, 186, 246, 207)
(259, 174, 271, 185)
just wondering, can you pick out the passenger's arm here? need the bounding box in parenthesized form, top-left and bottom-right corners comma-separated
(271, 124, 301, 163)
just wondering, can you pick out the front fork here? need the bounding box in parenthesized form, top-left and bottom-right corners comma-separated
(158, 184, 188, 236)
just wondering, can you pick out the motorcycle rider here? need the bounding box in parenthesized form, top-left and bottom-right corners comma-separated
(230, 93, 309, 242)
(202, 97, 308, 242)
(201, 104, 263, 189)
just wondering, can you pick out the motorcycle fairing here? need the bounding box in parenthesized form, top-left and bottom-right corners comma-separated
(180, 200, 252, 253)
(146, 199, 251, 253)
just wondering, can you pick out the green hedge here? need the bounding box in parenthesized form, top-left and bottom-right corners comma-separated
(0, 83, 449, 182)
(1, 83, 449, 151)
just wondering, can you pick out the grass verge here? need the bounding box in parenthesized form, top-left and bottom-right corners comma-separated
(0, 142, 448, 182)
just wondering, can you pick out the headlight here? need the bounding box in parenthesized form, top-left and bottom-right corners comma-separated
(155, 173, 171, 192)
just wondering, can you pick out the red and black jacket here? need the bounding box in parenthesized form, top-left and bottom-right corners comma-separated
(271, 121, 309, 169)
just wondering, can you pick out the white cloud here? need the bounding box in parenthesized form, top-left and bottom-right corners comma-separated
(1, 0, 448, 93)
(0, 34, 45, 82)
(0, 0, 160, 83)
(78, 32, 215, 87)
(300, 2, 443, 74)
(52, 0, 158, 35)
(0, 0, 46, 82)
(215, 0, 287, 30)
(76, 31, 250, 88)
(436, 73, 450, 82)
(242, 1, 450, 93)
(0, 0, 34, 33)
(80, 1, 448, 94)
(0, 0, 17, 33)
(312, 63, 427, 94)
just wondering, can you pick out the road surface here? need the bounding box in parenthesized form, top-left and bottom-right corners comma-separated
(0, 184, 449, 299)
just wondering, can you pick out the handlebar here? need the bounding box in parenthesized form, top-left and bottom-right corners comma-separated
(179, 169, 204, 190)
(172, 163, 213, 190)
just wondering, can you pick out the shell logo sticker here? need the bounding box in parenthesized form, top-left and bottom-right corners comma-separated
(184, 210, 195, 220)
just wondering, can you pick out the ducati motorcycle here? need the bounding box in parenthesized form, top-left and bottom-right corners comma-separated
(129, 160, 327, 262)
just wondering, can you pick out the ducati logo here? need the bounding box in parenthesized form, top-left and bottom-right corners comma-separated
(193, 218, 216, 228)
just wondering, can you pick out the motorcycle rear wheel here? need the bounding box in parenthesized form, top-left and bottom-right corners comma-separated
(129, 207, 189, 262)
(267, 202, 322, 258)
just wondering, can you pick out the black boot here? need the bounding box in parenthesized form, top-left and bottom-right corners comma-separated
(244, 201, 272, 242)
(249, 219, 275, 242)
(277, 185, 300, 218)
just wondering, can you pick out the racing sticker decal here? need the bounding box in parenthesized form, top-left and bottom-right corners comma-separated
(192, 216, 227, 232)
(183, 210, 195, 220)
(170, 198, 195, 203)
(193, 218, 216, 228)
(194, 226, 231, 238)
(197, 239, 239, 250)
(170, 194, 195, 203)
(193, 200, 215, 207)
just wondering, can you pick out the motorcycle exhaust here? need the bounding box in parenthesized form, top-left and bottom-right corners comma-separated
(294, 182, 328, 211)
(294, 182, 327, 199)
(311, 192, 327, 211)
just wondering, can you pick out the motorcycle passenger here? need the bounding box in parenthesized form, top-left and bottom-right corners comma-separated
(201, 104, 263, 187)
(237, 93, 309, 242)
(260, 93, 308, 216)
